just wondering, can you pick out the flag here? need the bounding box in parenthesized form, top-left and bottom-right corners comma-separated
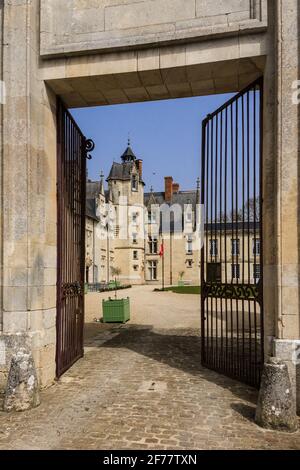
(159, 241, 164, 257)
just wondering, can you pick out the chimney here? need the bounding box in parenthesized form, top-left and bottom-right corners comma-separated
(164, 176, 173, 202)
(172, 182, 180, 194)
(136, 159, 143, 178)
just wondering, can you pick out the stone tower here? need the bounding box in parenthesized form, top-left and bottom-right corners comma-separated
(107, 141, 145, 284)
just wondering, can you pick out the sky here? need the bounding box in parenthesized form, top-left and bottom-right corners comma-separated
(71, 93, 234, 193)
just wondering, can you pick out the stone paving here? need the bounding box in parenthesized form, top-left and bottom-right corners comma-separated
(0, 286, 299, 450)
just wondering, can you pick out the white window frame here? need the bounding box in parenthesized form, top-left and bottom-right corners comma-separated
(210, 239, 218, 256)
(231, 264, 240, 280)
(148, 236, 158, 254)
(231, 239, 240, 256)
(253, 238, 260, 256)
(148, 261, 157, 280)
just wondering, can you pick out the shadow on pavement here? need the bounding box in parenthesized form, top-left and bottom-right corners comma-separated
(85, 322, 258, 409)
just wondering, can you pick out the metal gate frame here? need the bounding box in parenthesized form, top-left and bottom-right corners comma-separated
(56, 99, 94, 378)
(201, 77, 264, 388)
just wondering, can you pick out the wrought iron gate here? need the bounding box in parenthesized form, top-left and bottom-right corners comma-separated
(56, 99, 94, 378)
(201, 78, 264, 388)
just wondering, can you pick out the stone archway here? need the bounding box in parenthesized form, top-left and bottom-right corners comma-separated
(0, 0, 299, 414)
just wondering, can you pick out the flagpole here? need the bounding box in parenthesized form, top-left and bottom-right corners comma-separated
(162, 237, 165, 291)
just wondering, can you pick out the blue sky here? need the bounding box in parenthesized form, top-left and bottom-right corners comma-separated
(71, 93, 233, 193)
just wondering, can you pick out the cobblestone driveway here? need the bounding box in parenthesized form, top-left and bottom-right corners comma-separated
(0, 287, 299, 450)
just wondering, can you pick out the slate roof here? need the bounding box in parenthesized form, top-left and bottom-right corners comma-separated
(144, 190, 199, 233)
(144, 190, 199, 208)
(121, 145, 136, 162)
(107, 161, 145, 185)
(107, 161, 134, 181)
(205, 222, 260, 232)
(86, 180, 101, 199)
(86, 198, 99, 222)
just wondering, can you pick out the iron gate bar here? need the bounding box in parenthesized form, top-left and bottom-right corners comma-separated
(201, 77, 264, 389)
(56, 99, 95, 378)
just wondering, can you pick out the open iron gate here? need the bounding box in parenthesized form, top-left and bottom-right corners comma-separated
(201, 78, 264, 388)
(56, 99, 94, 378)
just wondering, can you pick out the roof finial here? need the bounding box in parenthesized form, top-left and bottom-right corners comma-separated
(196, 177, 200, 190)
(128, 132, 131, 147)
(150, 185, 153, 193)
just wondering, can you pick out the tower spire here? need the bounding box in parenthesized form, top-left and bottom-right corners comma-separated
(121, 137, 137, 162)
(100, 170, 104, 195)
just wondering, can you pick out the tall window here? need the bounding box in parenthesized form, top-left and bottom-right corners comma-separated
(132, 175, 138, 191)
(210, 239, 218, 256)
(231, 239, 240, 256)
(231, 264, 240, 280)
(253, 264, 261, 282)
(133, 250, 138, 260)
(253, 238, 260, 256)
(148, 209, 157, 224)
(148, 236, 158, 254)
(148, 261, 157, 281)
(186, 211, 192, 223)
(186, 234, 193, 254)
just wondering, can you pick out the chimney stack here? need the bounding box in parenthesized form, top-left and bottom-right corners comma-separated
(137, 159, 143, 178)
(172, 182, 180, 194)
(164, 176, 173, 202)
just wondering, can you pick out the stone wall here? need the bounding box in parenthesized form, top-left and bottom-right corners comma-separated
(0, 0, 57, 389)
(40, 0, 267, 57)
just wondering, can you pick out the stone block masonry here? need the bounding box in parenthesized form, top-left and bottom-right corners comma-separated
(40, 0, 268, 57)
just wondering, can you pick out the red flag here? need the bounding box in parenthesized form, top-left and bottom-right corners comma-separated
(159, 242, 164, 257)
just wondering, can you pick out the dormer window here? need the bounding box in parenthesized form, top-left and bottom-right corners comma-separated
(132, 175, 138, 191)
(148, 209, 157, 224)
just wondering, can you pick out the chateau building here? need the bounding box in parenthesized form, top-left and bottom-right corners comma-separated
(204, 222, 261, 285)
(85, 143, 261, 288)
(85, 143, 201, 286)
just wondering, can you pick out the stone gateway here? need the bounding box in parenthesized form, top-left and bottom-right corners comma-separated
(0, 0, 299, 419)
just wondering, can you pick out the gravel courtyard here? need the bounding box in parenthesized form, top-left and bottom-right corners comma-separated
(0, 285, 299, 450)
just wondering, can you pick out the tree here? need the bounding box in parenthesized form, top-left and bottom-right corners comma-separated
(240, 197, 260, 222)
(217, 197, 260, 223)
(111, 267, 121, 299)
